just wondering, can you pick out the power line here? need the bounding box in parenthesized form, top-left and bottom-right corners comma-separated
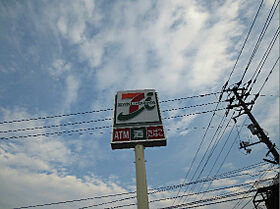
(0, 125, 112, 140)
(105, 168, 276, 209)
(178, 112, 231, 204)
(0, 92, 274, 136)
(0, 94, 274, 127)
(160, 92, 221, 103)
(171, 195, 255, 209)
(162, 101, 225, 113)
(172, 2, 270, 199)
(189, 114, 237, 202)
(0, 101, 226, 134)
(0, 92, 221, 125)
(162, 189, 257, 209)
(167, 164, 272, 193)
(149, 178, 273, 205)
(239, 197, 253, 209)
(163, 108, 227, 120)
(239, 0, 279, 83)
(13, 192, 136, 209)
(255, 57, 279, 99)
(221, 0, 264, 92)
(78, 195, 136, 209)
(193, 118, 248, 202)
(13, 162, 271, 209)
(0, 108, 113, 125)
(0, 117, 112, 134)
(231, 164, 275, 209)
(0, 122, 250, 141)
(201, 127, 238, 191)
(103, 178, 273, 209)
(248, 27, 280, 93)
(0, 108, 228, 141)
(108, 195, 256, 209)
(171, 102, 225, 206)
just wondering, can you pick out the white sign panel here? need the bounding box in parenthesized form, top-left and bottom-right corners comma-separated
(111, 89, 166, 149)
(114, 89, 161, 127)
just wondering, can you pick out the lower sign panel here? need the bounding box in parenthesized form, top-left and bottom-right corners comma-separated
(113, 128, 130, 142)
(111, 126, 166, 149)
(147, 126, 165, 139)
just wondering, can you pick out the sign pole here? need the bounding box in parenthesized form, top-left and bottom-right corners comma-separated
(134, 144, 149, 209)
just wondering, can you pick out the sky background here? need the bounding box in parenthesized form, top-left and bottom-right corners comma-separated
(0, 0, 279, 208)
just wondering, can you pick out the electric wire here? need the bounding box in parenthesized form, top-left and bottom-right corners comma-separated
(0, 123, 250, 141)
(0, 117, 112, 134)
(0, 101, 226, 134)
(231, 163, 275, 209)
(221, 0, 264, 91)
(239, 0, 279, 83)
(0, 94, 273, 131)
(107, 196, 256, 209)
(13, 162, 270, 209)
(0, 108, 228, 141)
(161, 101, 225, 113)
(247, 27, 280, 93)
(172, 0, 266, 205)
(78, 195, 136, 209)
(148, 178, 272, 205)
(102, 178, 273, 209)
(0, 92, 221, 125)
(255, 57, 279, 99)
(179, 113, 229, 203)
(169, 195, 255, 209)
(194, 113, 234, 176)
(196, 118, 248, 202)
(158, 189, 257, 209)
(104, 168, 277, 209)
(239, 198, 253, 209)
(215, 118, 248, 175)
(171, 102, 224, 206)
(192, 118, 237, 201)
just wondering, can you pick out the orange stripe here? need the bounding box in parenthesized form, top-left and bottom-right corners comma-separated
(122, 93, 141, 99)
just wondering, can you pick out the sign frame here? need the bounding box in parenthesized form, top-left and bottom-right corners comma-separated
(111, 89, 166, 150)
(113, 89, 163, 127)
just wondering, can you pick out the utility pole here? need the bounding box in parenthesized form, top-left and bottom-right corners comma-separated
(134, 144, 149, 209)
(227, 87, 279, 164)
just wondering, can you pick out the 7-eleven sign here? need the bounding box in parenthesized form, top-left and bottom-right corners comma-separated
(114, 89, 162, 126)
(111, 89, 166, 149)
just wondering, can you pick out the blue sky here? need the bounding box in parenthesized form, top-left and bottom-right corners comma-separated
(0, 0, 279, 208)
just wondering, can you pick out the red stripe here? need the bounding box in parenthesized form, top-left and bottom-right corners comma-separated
(122, 93, 141, 99)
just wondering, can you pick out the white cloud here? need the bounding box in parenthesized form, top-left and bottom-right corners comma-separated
(0, 167, 128, 209)
(54, 0, 96, 44)
(57, 17, 68, 36)
(259, 98, 279, 138)
(38, 0, 252, 98)
(0, 149, 51, 172)
(77, 0, 246, 97)
(0, 1, 278, 209)
(64, 75, 80, 111)
(49, 59, 71, 78)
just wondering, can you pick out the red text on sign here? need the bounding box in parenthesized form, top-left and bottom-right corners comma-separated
(113, 128, 130, 141)
(147, 126, 164, 139)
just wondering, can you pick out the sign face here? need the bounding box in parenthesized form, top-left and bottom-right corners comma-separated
(114, 89, 161, 126)
(111, 89, 166, 149)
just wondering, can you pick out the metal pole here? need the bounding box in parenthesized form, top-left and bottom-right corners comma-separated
(134, 144, 149, 209)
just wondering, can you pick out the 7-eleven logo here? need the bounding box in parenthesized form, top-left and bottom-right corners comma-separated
(117, 92, 155, 121)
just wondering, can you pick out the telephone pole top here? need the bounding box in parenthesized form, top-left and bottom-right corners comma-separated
(226, 86, 279, 164)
